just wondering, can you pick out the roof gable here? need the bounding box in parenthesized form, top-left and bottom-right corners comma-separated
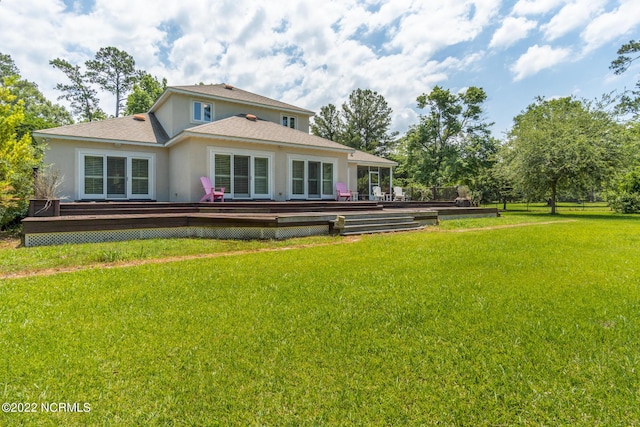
(152, 84, 315, 116)
(169, 114, 353, 152)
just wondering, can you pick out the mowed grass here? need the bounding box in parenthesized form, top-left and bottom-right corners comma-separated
(0, 235, 336, 277)
(1, 213, 639, 425)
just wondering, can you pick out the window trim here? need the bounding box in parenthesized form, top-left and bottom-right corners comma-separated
(208, 147, 274, 200)
(281, 114, 298, 130)
(192, 100, 214, 123)
(287, 154, 337, 200)
(76, 148, 155, 200)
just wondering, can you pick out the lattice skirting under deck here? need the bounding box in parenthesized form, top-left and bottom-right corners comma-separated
(23, 225, 329, 247)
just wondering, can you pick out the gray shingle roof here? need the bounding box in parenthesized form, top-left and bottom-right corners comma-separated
(172, 115, 353, 152)
(33, 113, 169, 144)
(348, 149, 397, 166)
(162, 84, 315, 115)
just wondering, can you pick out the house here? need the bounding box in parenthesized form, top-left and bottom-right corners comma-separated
(33, 84, 396, 203)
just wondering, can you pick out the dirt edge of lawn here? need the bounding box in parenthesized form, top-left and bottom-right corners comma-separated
(1, 220, 575, 280)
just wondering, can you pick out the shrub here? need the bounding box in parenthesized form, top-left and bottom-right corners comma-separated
(608, 192, 640, 213)
(607, 167, 640, 213)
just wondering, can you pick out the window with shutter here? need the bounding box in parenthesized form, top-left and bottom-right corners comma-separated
(214, 154, 232, 191)
(234, 156, 250, 196)
(292, 160, 305, 195)
(254, 157, 269, 195)
(84, 156, 104, 195)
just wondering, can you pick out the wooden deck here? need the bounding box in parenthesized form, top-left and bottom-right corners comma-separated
(21, 201, 499, 247)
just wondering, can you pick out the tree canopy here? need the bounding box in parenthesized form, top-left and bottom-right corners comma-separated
(502, 96, 624, 214)
(403, 86, 495, 191)
(311, 88, 396, 154)
(310, 103, 342, 142)
(0, 77, 41, 227)
(611, 39, 640, 119)
(124, 72, 167, 115)
(86, 46, 138, 117)
(341, 89, 396, 154)
(50, 58, 105, 122)
(0, 53, 73, 141)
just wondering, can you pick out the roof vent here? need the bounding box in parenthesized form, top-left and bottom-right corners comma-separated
(133, 114, 146, 121)
(224, 83, 234, 90)
(246, 114, 257, 121)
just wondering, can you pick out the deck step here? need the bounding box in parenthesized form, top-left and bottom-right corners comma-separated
(339, 225, 424, 236)
(333, 213, 424, 236)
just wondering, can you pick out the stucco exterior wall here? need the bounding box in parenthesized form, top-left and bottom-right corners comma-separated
(169, 137, 349, 202)
(43, 139, 169, 201)
(154, 93, 311, 138)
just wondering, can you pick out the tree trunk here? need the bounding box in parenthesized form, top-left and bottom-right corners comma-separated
(550, 182, 557, 215)
(115, 87, 120, 117)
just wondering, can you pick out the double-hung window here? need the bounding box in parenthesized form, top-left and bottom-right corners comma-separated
(193, 101, 213, 123)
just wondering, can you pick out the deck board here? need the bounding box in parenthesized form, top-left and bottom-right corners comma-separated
(22, 201, 499, 246)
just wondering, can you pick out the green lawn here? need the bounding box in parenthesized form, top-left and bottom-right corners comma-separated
(1, 212, 639, 425)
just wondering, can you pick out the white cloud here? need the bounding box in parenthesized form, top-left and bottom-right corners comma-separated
(384, 0, 501, 57)
(581, 0, 640, 52)
(489, 16, 538, 49)
(542, 0, 606, 41)
(512, 0, 566, 16)
(510, 44, 573, 80)
(2, 0, 632, 137)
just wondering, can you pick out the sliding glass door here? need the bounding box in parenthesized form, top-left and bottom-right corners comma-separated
(211, 150, 273, 199)
(106, 157, 126, 199)
(307, 161, 321, 198)
(289, 157, 335, 200)
(80, 152, 153, 200)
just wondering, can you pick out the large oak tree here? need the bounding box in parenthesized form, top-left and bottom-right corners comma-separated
(502, 96, 624, 214)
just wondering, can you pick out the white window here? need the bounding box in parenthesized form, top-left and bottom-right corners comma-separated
(209, 148, 273, 199)
(282, 115, 297, 129)
(193, 101, 213, 123)
(288, 156, 336, 199)
(78, 150, 154, 200)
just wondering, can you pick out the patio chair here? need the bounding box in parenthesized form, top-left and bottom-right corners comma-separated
(393, 187, 406, 201)
(335, 182, 351, 201)
(372, 186, 385, 201)
(199, 176, 225, 202)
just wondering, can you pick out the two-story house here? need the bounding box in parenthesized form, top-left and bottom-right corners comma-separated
(33, 83, 396, 202)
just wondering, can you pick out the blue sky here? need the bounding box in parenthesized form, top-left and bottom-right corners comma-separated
(2, 0, 639, 138)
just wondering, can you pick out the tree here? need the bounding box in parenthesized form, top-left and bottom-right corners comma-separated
(503, 96, 623, 214)
(607, 166, 640, 213)
(311, 89, 396, 155)
(50, 58, 105, 122)
(404, 86, 494, 189)
(310, 103, 342, 142)
(0, 53, 73, 140)
(610, 40, 640, 74)
(124, 72, 166, 115)
(341, 89, 396, 154)
(86, 47, 138, 117)
(0, 77, 41, 227)
(611, 39, 640, 118)
(11, 79, 74, 140)
(0, 53, 20, 77)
